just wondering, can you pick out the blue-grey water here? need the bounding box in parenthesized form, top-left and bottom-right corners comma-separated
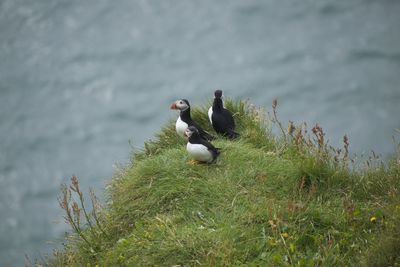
(1, 0, 400, 265)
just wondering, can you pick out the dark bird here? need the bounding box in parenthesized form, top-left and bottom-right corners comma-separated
(208, 90, 239, 139)
(170, 99, 214, 141)
(184, 126, 220, 163)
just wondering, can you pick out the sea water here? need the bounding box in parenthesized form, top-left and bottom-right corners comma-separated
(1, 0, 400, 265)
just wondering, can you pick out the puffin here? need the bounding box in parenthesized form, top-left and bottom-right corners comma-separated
(170, 99, 214, 141)
(208, 90, 239, 139)
(184, 126, 220, 163)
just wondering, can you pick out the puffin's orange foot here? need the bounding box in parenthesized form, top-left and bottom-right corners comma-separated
(186, 159, 200, 165)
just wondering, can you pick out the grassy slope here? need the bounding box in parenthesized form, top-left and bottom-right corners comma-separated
(50, 100, 400, 266)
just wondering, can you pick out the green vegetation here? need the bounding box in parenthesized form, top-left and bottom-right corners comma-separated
(48, 99, 400, 266)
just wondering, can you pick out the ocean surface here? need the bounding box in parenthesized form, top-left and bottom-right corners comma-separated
(1, 0, 400, 265)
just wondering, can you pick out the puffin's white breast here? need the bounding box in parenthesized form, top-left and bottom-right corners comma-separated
(176, 116, 188, 138)
(186, 143, 213, 162)
(208, 106, 213, 124)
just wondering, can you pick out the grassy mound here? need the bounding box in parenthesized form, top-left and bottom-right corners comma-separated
(49, 100, 400, 266)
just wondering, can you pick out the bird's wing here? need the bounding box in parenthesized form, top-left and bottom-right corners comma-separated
(191, 121, 214, 140)
(212, 110, 235, 131)
(199, 138, 219, 156)
(223, 108, 235, 128)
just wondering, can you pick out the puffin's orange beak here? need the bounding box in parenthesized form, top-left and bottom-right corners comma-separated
(170, 102, 177, 109)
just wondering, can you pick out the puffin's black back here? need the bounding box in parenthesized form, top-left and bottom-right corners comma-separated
(211, 96, 239, 139)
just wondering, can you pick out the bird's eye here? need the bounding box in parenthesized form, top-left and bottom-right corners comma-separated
(180, 101, 183, 104)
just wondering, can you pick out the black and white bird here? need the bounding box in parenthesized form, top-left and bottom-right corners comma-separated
(208, 90, 239, 139)
(184, 126, 220, 163)
(170, 99, 214, 141)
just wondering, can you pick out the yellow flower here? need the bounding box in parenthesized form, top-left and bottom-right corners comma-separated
(281, 232, 289, 238)
(370, 216, 377, 223)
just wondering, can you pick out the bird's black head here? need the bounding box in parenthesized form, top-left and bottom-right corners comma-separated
(170, 99, 190, 111)
(181, 99, 190, 106)
(184, 126, 199, 138)
(214, 90, 223, 98)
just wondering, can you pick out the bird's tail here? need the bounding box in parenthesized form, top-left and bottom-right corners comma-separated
(210, 148, 221, 164)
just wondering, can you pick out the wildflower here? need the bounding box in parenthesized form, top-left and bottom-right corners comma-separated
(281, 232, 289, 238)
(268, 220, 277, 229)
(370, 216, 377, 223)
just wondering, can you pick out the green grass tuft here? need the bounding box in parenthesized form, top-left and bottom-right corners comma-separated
(47, 99, 400, 267)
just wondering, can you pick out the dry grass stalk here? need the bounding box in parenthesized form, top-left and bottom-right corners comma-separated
(58, 175, 106, 258)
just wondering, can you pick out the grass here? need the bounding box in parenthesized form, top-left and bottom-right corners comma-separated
(45, 99, 400, 266)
